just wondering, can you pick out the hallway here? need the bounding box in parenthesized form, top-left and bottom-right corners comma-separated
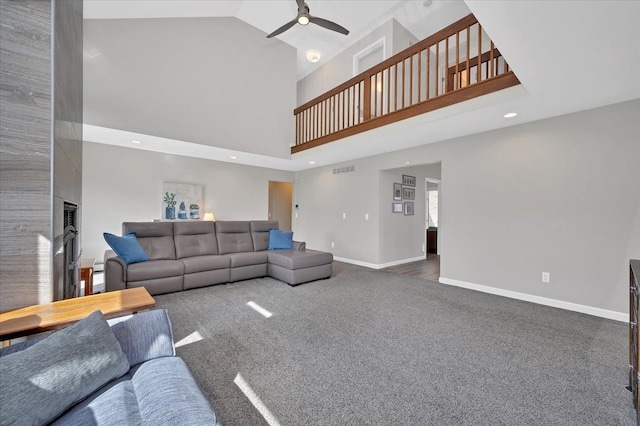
(383, 255, 440, 282)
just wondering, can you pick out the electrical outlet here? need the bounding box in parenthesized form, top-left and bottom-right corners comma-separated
(295, 212, 298, 218)
(365, 213, 369, 220)
(342, 213, 346, 219)
(542, 272, 550, 283)
(331, 242, 335, 248)
(422, 243, 426, 252)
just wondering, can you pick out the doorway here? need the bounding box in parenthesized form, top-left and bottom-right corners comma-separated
(425, 179, 439, 258)
(268, 181, 293, 231)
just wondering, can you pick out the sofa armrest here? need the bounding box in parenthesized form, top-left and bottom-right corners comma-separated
(293, 241, 306, 251)
(107, 309, 175, 367)
(105, 253, 127, 292)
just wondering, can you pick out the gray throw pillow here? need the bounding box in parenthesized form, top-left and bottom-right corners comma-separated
(0, 310, 130, 426)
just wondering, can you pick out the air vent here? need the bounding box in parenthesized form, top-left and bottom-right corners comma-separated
(332, 165, 355, 174)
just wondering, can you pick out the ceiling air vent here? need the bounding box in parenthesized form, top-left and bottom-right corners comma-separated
(333, 165, 355, 174)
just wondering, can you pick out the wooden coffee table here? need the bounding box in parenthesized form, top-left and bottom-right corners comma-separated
(0, 287, 155, 342)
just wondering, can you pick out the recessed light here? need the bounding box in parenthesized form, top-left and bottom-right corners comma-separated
(306, 50, 321, 63)
(309, 161, 315, 164)
(504, 112, 518, 118)
(230, 156, 237, 160)
(132, 140, 141, 144)
(405, 161, 411, 165)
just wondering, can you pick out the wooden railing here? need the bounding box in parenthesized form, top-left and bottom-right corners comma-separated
(292, 14, 521, 153)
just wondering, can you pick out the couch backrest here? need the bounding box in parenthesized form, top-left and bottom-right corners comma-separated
(122, 222, 176, 260)
(173, 221, 218, 259)
(215, 221, 254, 254)
(250, 221, 279, 252)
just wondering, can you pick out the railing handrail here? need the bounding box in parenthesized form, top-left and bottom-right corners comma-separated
(294, 13, 478, 115)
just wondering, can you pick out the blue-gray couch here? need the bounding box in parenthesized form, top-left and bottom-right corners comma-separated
(0, 309, 219, 425)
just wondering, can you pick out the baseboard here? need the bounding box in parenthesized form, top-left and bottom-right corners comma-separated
(334, 256, 426, 270)
(439, 277, 627, 322)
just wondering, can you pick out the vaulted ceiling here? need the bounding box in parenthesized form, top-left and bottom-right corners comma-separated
(83, 1, 640, 171)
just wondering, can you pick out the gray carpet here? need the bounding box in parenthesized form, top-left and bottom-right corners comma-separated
(155, 262, 634, 425)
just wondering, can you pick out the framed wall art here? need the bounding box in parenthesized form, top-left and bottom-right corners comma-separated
(404, 201, 414, 216)
(392, 202, 403, 213)
(393, 183, 402, 201)
(402, 175, 416, 186)
(162, 182, 203, 220)
(402, 187, 415, 200)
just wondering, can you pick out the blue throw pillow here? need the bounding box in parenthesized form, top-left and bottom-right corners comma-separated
(103, 232, 149, 264)
(268, 229, 294, 250)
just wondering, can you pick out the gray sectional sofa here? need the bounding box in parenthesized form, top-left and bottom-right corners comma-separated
(105, 220, 333, 295)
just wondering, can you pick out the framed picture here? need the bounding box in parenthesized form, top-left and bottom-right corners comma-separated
(162, 182, 203, 220)
(392, 202, 403, 213)
(402, 175, 416, 186)
(393, 183, 402, 201)
(402, 187, 415, 200)
(404, 201, 414, 216)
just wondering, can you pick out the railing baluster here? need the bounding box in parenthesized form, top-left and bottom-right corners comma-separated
(435, 40, 439, 97)
(425, 46, 431, 100)
(445, 36, 449, 93)
(417, 51, 422, 103)
(490, 40, 495, 78)
(466, 26, 470, 89)
(477, 23, 482, 84)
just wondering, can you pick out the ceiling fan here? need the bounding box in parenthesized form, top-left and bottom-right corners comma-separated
(266, 0, 349, 38)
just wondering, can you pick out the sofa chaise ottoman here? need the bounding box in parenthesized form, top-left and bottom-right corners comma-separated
(0, 309, 219, 425)
(105, 220, 333, 295)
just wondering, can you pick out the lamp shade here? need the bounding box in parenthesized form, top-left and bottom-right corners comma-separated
(203, 213, 215, 221)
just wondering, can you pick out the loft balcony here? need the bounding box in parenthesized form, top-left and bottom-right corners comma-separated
(292, 14, 521, 154)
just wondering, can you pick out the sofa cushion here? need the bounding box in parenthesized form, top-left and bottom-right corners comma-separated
(182, 255, 231, 274)
(131, 357, 219, 425)
(123, 222, 176, 260)
(56, 357, 219, 426)
(127, 259, 184, 282)
(174, 221, 219, 259)
(267, 249, 334, 270)
(228, 251, 268, 268)
(250, 220, 279, 251)
(268, 229, 294, 250)
(0, 310, 130, 426)
(51, 377, 142, 426)
(108, 309, 176, 368)
(103, 232, 149, 264)
(215, 221, 254, 254)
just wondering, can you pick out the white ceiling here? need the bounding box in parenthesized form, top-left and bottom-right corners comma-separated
(83, 0, 640, 171)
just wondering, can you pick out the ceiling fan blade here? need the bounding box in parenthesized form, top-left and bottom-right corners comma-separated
(266, 18, 298, 38)
(309, 16, 349, 35)
(295, 0, 306, 13)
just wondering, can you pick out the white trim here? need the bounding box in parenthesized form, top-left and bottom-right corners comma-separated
(353, 37, 386, 76)
(334, 256, 425, 270)
(439, 277, 627, 322)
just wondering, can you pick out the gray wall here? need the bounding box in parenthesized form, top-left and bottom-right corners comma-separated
(294, 100, 640, 314)
(0, 0, 83, 311)
(297, 19, 420, 106)
(82, 142, 294, 262)
(83, 17, 296, 159)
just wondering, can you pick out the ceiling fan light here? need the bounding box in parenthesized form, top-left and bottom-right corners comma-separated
(298, 14, 310, 25)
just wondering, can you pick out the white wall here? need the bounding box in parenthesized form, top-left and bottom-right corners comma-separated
(84, 17, 296, 159)
(82, 142, 294, 261)
(294, 99, 640, 314)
